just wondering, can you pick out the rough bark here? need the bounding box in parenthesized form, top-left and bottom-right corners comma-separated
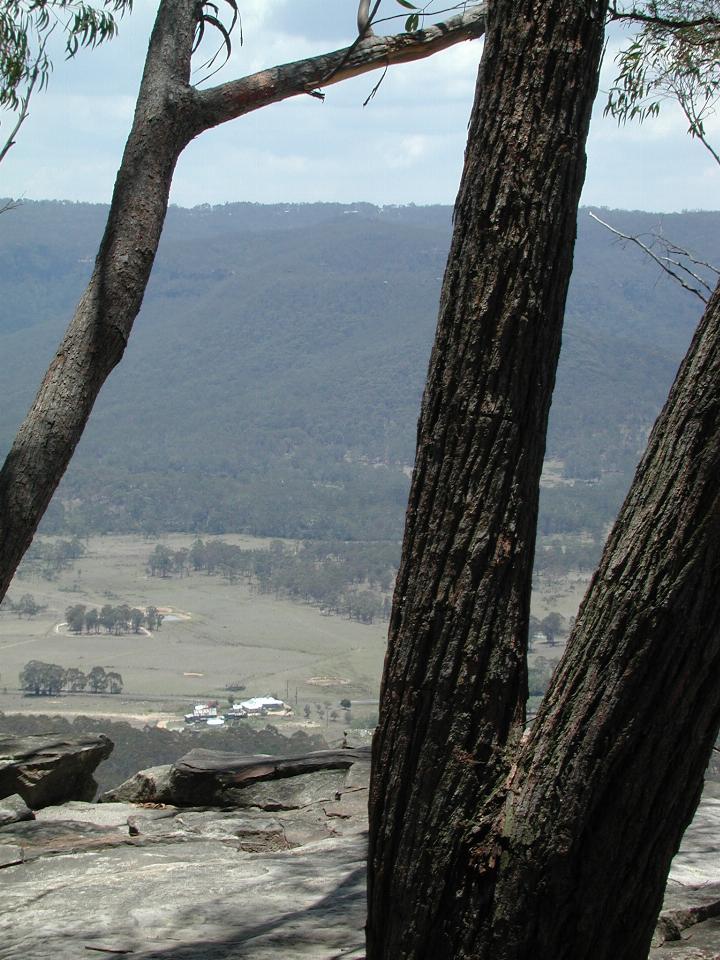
(489, 281, 720, 960)
(0, 3, 486, 601)
(0, 0, 199, 600)
(366, 0, 608, 957)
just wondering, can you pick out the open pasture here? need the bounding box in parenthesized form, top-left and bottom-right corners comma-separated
(0, 534, 389, 723)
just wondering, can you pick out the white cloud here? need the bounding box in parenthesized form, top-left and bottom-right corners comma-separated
(0, 4, 716, 213)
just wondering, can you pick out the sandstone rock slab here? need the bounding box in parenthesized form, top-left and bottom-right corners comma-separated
(0, 829, 368, 959)
(0, 734, 113, 808)
(167, 746, 370, 807)
(0, 793, 33, 827)
(99, 764, 172, 805)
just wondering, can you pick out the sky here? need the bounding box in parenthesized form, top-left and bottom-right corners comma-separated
(0, 0, 718, 212)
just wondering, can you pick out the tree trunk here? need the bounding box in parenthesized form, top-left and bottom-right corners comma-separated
(0, 0, 199, 599)
(366, 0, 608, 956)
(0, 3, 486, 600)
(367, 3, 720, 957)
(489, 280, 720, 960)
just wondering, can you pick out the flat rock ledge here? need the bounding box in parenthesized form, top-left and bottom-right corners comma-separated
(100, 746, 372, 809)
(0, 748, 371, 960)
(3, 744, 720, 959)
(0, 734, 113, 809)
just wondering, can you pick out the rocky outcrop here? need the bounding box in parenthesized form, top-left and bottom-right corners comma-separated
(0, 734, 113, 809)
(3, 744, 720, 959)
(0, 750, 371, 960)
(98, 763, 173, 804)
(100, 746, 372, 808)
(0, 793, 34, 827)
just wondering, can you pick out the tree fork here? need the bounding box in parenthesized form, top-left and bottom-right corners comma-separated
(0, 2, 486, 601)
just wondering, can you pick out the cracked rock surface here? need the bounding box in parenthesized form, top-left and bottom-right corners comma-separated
(0, 754, 370, 960)
(5, 744, 720, 959)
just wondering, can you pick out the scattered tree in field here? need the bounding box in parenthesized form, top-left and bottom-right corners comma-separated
(145, 537, 396, 623)
(87, 665, 108, 693)
(539, 611, 566, 646)
(106, 670, 124, 694)
(145, 606, 163, 631)
(19, 659, 65, 695)
(147, 544, 174, 578)
(64, 667, 87, 693)
(303, 704, 312, 720)
(65, 603, 87, 633)
(12, 592, 42, 618)
(340, 698, 352, 710)
(19, 660, 122, 695)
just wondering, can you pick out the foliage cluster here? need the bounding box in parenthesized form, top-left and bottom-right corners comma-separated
(147, 537, 398, 624)
(608, 1, 720, 162)
(0, 0, 132, 109)
(18, 659, 123, 695)
(65, 601, 162, 634)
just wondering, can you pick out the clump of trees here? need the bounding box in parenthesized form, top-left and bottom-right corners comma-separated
(19, 536, 86, 580)
(65, 603, 163, 634)
(19, 660, 123, 696)
(2, 592, 45, 617)
(147, 538, 398, 624)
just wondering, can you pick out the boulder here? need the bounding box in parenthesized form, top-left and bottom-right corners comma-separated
(0, 793, 34, 827)
(0, 734, 113, 809)
(98, 763, 172, 804)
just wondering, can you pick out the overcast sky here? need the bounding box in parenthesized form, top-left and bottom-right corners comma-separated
(1, 0, 718, 211)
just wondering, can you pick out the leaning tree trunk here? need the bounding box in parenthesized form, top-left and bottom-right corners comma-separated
(487, 280, 720, 960)
(366, 0, 608, 956)
(0, 2, 486, 601)
(0, 0, 199, 600)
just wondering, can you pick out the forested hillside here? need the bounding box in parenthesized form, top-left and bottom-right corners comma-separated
(0, 200, 715, 540)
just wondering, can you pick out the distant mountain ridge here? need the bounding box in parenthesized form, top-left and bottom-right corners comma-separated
(0, 200, 716, 539)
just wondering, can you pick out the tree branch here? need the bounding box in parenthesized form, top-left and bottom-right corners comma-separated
(191, 4, 487, 133)
(608, 3, 720, 29)
(0, 38, 46, 166)
(589, 211, 713, 302)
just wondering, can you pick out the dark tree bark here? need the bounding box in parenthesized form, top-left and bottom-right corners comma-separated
(367, 0, 608, 956)
(490, 280, 720, 960)
(367, 3, 720, 958)
(0, 1, 486, 601)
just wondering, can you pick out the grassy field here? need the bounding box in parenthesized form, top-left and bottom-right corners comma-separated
(0, 533, 589, 734)
(0, 534, 388, 733)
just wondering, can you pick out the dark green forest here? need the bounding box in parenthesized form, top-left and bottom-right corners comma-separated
(0, 200, 715, 543)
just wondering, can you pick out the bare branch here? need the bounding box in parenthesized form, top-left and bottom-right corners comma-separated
(589, 211, 714, 302)
(192, 3, 487, 134)
(608, 2, 720, 29)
